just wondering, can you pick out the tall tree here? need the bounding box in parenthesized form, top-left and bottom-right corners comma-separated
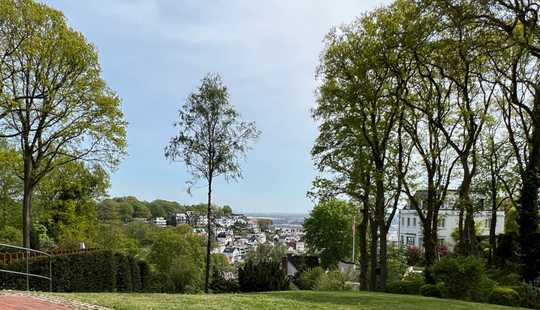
(0, 0, 127, 248)
(315, 5, 409, 289)
(165, 73, 259, 293)
(303, 199, 357, 268)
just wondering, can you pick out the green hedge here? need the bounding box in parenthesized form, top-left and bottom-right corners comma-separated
(0, 250, 149, 292)
(386, 279, 424, 295)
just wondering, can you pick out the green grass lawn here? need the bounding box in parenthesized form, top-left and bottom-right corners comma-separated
(53, 291, 528, 310)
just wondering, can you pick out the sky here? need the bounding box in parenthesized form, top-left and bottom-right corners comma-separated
(41, 0, 389, 214)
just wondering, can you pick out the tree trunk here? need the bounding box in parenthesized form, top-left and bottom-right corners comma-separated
(518, 85, 540, 282)
(369, 216, 378, 291)
(520, 170, 540, 282)
(22, 156, 34, 249)
(204, 176, 213, 293)
(488, 172, 497, 266)
(457, 164, 477, 256)
(375, 176, 386, 291)
(359, 203, 369, 291)
(378, 223, 387, 291)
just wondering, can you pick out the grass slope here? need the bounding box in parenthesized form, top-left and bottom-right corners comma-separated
(55, 291, 527, 310)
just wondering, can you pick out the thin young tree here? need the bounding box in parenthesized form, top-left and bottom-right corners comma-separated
(165, 73, 260, 293)
(0, 0, 127, 248)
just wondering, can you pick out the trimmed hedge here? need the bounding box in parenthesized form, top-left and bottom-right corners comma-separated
(0, 250, 148, 292)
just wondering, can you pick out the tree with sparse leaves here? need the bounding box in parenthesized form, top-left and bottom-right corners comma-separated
(165, 73, 260, 293)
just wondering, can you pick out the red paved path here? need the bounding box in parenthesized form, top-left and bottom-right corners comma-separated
(0, 295, 75, 310)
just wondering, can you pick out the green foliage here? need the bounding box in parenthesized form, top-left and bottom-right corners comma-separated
(488, 287, 521, 307)
(245, 243, 286, 264)
(386, 278, 424, 295)
(0, 250, 147, 292)
(147, 226, 205, 293)
(514, 282, 540, 309)
(238, 260, 289, 292)
(0, 226, 21, 246)
(210, 266, 238, 293)
(295, 267, 325, 290)
(0, 0, 127, 248)
(420, 284, 443, 298)
(430, 256, 485, 299)
(315, 270, 351, 291)
(304, 199, 356, 268)
(115, 253, 133, 292)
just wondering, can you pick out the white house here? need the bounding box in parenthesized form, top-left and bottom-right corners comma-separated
(398, 190, 505, 250)
(223, 247, 241, 264)
(151, 217, 167, 228)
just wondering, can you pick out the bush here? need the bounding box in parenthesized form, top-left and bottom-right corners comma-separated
(488, 286, 521, 307)
(469, 276, 497, 303)
(514, 282, 540, 309)
(430, 256, 484, 299)
(406, 246, 423, 266)
(238, 260, 289, 292)
(316, 270, 351, 291)
(386, 278, 424, 295)
(0, 250, 146, 292)
(295, 267, 324, 290)
(420, 284, 442, 298)
(210, 267, 238, 293)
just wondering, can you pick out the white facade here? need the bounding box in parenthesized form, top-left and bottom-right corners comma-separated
(398, 190, 505, 250)
(152, 217, 167, 228)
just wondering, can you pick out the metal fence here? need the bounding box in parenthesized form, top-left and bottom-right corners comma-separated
(0, 243, 52, 291)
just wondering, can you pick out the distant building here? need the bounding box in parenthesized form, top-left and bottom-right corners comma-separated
(168, 213, 189, 226)
(223, 247, 241, 264)
(151, 217, 167, 228)
(398, 190, 505, 250)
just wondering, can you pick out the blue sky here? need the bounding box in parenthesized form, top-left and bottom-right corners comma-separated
(41, 0, 389, 214)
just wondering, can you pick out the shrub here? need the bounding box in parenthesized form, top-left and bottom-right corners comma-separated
(406, 246, 423, 266)
(316, 270, 351, 291)
(488, 286, 521, 307)
(0, 250, 146, 292)
(513, 282, 540, 309)
(238, 260, 289, 292)
(470, 276, 498, 303)
(420, 284, 442, 298)
(210, 267, 238, 293)
(386, 278, 424, 295)
(430, 256, 484, 299)
(295, 267, 324, 290)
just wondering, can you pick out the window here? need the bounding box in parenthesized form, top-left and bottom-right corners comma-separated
(401, 235, 404, 245)
(406, 236, 415, 246)
(484, 218, 491, 228)
(438, 218, 445, 228)
(402, 217, 405, 226)
(413, 218, 416, 227)
(407, 218, 410, 227)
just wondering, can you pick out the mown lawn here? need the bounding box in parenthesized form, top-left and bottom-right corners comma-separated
(53, 291, 528, 310)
